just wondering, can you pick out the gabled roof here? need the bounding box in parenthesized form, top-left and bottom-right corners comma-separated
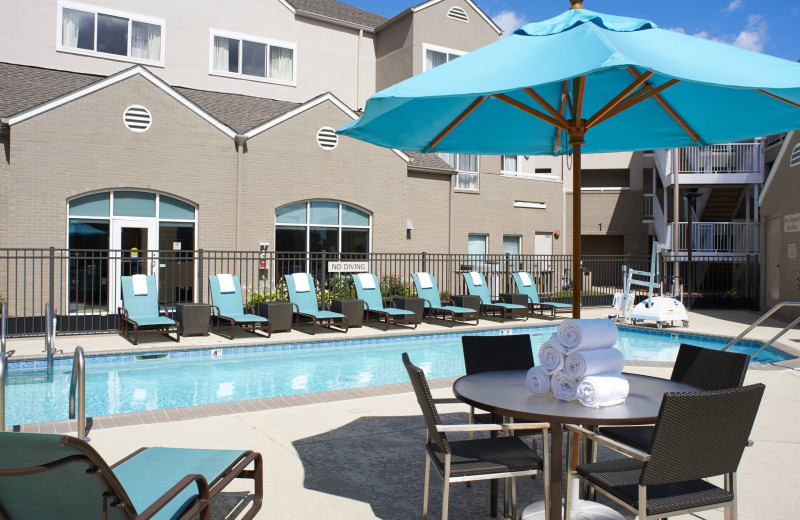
(175, 88, 300, 134)
(377, 0, 502, 35)
(759, 130, 796, 206)
(406, 151, 456, 174)
(285, 0, 387, 31)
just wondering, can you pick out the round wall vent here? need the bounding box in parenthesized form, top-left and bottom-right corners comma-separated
(123, 105, 152, 133)
(317, 126, 339, 150)
(447, 6, 469, 22)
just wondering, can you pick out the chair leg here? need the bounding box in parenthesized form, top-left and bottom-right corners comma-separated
(441, 464, 451, 520)
(422, 453, 431, 520)
(511, 477, 518, 520)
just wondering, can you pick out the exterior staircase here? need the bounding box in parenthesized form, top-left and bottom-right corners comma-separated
(700, 187, 743, 221)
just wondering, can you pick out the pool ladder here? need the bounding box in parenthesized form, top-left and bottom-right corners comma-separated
(69, 346, 87, 440)
(721, 302, 800, 359)
(1, 303, 13, 432)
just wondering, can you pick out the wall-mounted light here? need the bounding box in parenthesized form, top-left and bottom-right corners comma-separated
(406, 219, 414, 239)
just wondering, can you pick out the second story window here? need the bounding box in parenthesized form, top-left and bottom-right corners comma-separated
(58, 1, 164, 65)
(440, 153, 479, 190)
(211, 30, 296, 85)
(424, 44, 465, 71)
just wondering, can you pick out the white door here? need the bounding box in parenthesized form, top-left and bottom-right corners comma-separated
(766, 218, 780, 306)
(110, 219, 159, 309)
(534, 233, 553, 271)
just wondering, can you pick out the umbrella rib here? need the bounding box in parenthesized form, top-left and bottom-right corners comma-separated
(429, 96, 487, 148)
(756, 89, 800, 110)
(592, 79, 680, 127)
(554, 81, 570, 153)
(628, 68, 699, 141)
(493, 93, 569, 131)
(585, 69, 654, 129)
(573, 76, 586, 124)
(524, 88, 571, 129)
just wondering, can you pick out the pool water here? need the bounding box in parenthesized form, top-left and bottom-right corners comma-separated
(4, 326, 790, 425)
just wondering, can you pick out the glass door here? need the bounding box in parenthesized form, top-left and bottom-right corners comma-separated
(111, 220, 158, 309)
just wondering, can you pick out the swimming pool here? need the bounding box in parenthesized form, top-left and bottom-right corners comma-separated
(4, 326, 790, 426)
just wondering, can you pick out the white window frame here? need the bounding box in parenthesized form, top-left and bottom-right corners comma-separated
(502, 235, 522, 256)
(422, 43, 466, 71)
(274, 201, 372, 254)
(56, 1, 166, 67)
(440, 153, 479, 191)
(209, 28, 297, 86)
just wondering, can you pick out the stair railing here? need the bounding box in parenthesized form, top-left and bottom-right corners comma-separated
(721, 302, 800, 359)
(69, 346, 87, 440)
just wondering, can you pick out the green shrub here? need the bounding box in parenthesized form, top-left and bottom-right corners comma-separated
(246, 280, 288, 308)
(327, 276, 355, 300)
(379, 274, 414, 298)
(725, 287, 745, 298)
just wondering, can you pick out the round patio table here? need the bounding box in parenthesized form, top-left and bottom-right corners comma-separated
(452, 371, 698, 520)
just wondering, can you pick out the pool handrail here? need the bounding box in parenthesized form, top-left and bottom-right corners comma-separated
(721, 301, 800, 359)
(69, 346, 87, 441)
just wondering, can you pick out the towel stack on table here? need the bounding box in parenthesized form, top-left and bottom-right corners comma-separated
(526, 318, 629, 408)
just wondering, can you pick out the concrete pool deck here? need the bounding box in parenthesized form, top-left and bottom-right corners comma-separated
(4, 308, 800, 518)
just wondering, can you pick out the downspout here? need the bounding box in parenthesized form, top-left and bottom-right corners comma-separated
(449, 174, 454, 253)
(234, 134, 248, 250)
(356, 29, 363, 109)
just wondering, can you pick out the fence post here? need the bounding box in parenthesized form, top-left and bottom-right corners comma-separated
(48, 247, 55, 327)
(321, 251, 327, 307)
(197, 249, 204, 303)
(505, 253, 511, 293)
(422, 251, 427, 272)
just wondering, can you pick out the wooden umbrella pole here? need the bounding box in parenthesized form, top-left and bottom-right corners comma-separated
(572, 142, 582, 319)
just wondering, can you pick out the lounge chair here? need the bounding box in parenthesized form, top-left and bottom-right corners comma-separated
(411, 272, 479, 327)
(352, 273, 417, 330)
(462, 271, 528, 321)
(511, 272, 572, 317)
(285, 273, 348, 334)
(0, 431, 263, 519)
(119, 275, 180, 345)
(208, 274, 271, 339)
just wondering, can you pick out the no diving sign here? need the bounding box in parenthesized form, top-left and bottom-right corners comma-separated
(328, 261, 369, 273)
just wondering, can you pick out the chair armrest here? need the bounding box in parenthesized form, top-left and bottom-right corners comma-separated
(437, 422, 550, 433)
(118, 307, 129, 319)
(159, 303, 170, 316)
(565, 424, 651, 462)
(290, 302, 300, 313)
(432, 397, 462, 405)
(421, 298, 432, 309)
(210, 305, 221, 316)
(384, 299, 396, 308)
(136, 473, 210, 520)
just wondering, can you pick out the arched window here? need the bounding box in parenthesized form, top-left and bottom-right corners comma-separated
(275, 201, 371, 255)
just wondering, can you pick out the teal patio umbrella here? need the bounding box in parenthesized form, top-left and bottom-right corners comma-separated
(339, 0, 800, 319)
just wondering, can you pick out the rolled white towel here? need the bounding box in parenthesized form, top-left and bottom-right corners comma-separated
(357, 273, 376, 290)
(577, 373, 630, 408)
(131, 274, 148, 295)
(551, 372, 579, 402)
(525, 366, 550, 395)
(556, 319, 619, 353)
(538, 336, 564, 375)
(217, 273, 235, 293)
(517, 272, 532, 287)
(469, 271, 483, 285)
(564, 347, 625, 379)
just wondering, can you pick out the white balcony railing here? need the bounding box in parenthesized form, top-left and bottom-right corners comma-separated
(677, 222, 759, 253)
(643, 194, 653, 220)
(678, 143, 762, 174)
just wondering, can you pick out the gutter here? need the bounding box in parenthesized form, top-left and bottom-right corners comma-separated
(234, 134, 248, 250)
(407, 166, 456, 176)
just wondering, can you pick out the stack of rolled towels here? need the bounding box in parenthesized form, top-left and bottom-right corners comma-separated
(526, 318, 629, 408)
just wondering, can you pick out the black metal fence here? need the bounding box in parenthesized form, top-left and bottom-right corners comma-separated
(0, 248, 759, 336)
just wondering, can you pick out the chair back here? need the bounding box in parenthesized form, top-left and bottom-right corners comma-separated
(462, 335, 535, 375)
(285, 273, 320, 313)
(0, 432, 134, 519)
(120, 275, 160, 319)
(671, 343, 750, 390)
(209, 275, 245, 315)
(353, 274, 384, 310)
(412, 273, 442, 307)
(512, 272, 540, 304)
(641, 383, 765, 486)
(402, 353, 450, 454)
(463, 272, 492, 304)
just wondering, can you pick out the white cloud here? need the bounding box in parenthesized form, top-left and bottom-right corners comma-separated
(493, 10, 528, 37)
(722, 0, 744, 14)
(667, 14, 767, 53)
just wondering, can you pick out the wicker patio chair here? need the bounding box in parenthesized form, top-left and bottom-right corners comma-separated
(462, 272, 528, 321)
(599, 344, 751, 451)
(565, 383, 765, 520)
(403, 352, 549, 520)
(0, 431, 263, 520)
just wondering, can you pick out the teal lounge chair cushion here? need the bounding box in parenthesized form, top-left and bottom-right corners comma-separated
(114, 447, 246, 520)
(285, 273, 346, 320)
(121, 276, 177, 326)
(352, 274, 414, 317)
(512, 272, 572, 309)
(412, 273, 476, 315)
(209, 275, 266, 322)
(463, 272, 527, 311)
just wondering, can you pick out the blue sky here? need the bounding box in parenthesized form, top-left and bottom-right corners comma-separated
(342, 0, 800, 61)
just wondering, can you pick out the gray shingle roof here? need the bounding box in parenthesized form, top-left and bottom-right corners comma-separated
(406, 151, 456, 173)
(288, 0, 387, 30)
(0, 62, 301, 133)
(174, 87, 300, 133)
(0, 62, 104, 119)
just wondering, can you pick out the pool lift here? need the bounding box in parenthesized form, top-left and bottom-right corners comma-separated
(623, 243, 689, 329)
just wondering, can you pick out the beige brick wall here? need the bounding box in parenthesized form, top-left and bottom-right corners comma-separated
(0, 133, 8, 250)
(564, 191, 650, 256)
(8, 75, 237, 250)
(243, 100, 452, 253)
(759, 131, 800, 312)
